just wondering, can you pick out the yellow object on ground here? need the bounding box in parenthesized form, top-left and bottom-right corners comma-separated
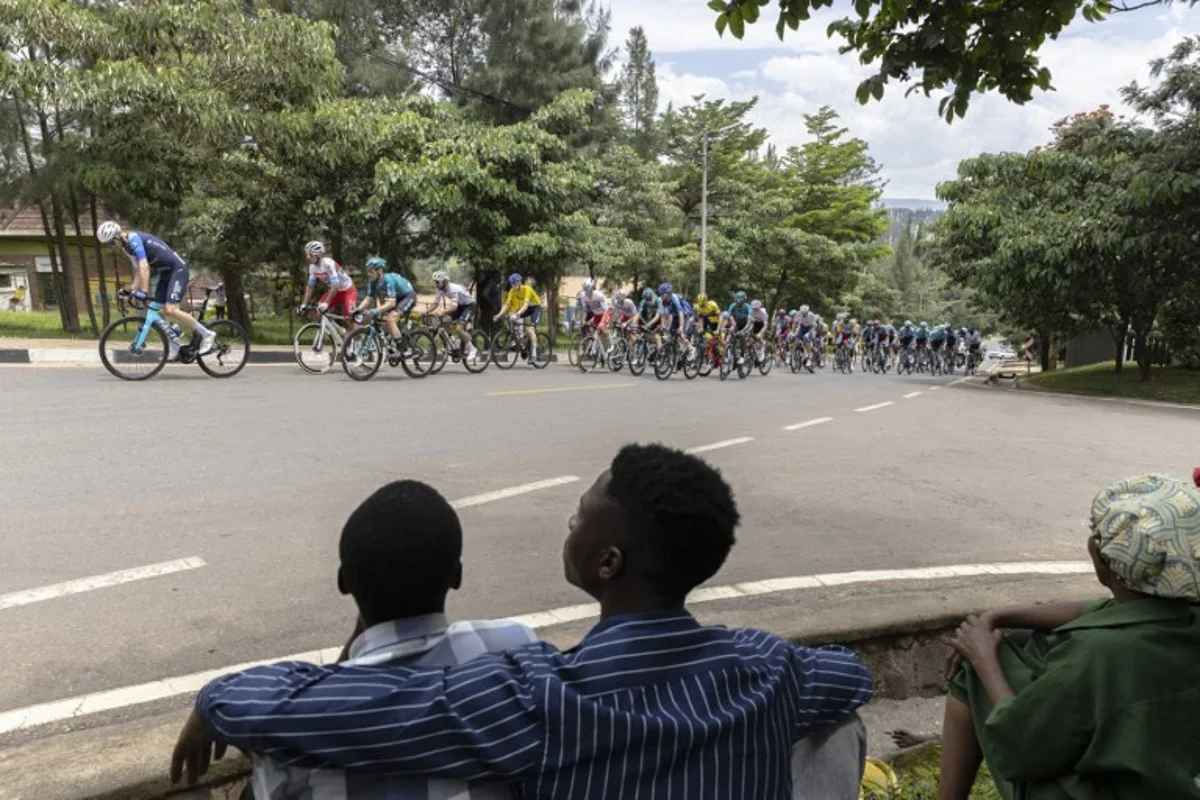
(860, 757, 898, 798)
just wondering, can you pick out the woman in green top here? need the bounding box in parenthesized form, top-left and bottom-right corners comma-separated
(939, 473, 1200, 800)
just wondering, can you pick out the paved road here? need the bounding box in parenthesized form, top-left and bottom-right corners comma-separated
(2, 361, 1197, 732)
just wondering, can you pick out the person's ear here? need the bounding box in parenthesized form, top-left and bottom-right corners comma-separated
(597, 546, 625, 581)
(450, 562, 463, 591)
(337, 566, 349, 596)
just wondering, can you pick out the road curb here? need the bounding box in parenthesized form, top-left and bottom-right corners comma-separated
(1013, 376, 1200, 411)
(0, 574, 1102, 799)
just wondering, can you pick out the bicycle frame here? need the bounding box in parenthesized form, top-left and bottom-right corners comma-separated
(132, 302, 170, 351)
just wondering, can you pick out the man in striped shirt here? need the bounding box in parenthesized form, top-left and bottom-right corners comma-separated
(177, 444, 874, 799)
(172, 480, 536, 799)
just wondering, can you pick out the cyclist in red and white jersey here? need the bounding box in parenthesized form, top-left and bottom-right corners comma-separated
(575, 279, 609, 336)
(611, 291, 637, 327)
(300, 241, 358, 326)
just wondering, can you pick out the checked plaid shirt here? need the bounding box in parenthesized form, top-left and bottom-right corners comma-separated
(248, 614, 537, 800)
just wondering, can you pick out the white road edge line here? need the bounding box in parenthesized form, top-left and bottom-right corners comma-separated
(686, 437, 754, 454)
(948, 377, 970, 387)
(783, 417, 833, 431)
(902, 391, 923, 399)
(0, 558, 207, 612)
(855, 401, 894, 412)
(0, 560, 1093, 736)
(451, 476, 579, 509)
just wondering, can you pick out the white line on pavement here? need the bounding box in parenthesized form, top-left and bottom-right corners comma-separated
(855, 401, 894, 412)
(451, 476, 580, 510)
(902, 391, 922, 399)
(0, 559, 1092, 735)
(948, 377, 970, 387)
(929, 386, 941, 391)
(686, 437, 755, 454)
(0, 558, 207, 612)
(783, 417, 834, 431)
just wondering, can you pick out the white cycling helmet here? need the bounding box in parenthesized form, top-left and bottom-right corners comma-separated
(432, 270, 449, 284)
(751, 299, 763, 309)
(800, 304, 809, 314)
(581, 278, 595, 292)
(96, 221, 122, 245)
(613, 291, 625, 303)
(304, 241, 325, 256)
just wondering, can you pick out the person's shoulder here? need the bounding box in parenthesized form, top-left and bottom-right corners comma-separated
(448, 618, 541, 650)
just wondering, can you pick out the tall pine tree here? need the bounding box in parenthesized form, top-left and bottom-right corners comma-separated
(618, 26, 659, 156)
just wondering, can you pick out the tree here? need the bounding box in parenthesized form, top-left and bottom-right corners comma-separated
(617, 27, 660, 157)
(706, 0, 1199, 121)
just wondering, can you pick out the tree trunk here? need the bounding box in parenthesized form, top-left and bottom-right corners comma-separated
(11, 98, 72, 330)
(1109, 319, 1127, 375)
(33, 103, 81, 332)
(221, 267, 250, 332)
(1037, 328, 1052, 372)
(67, 189, 99, 336)
(90, 194, 110, 327)
(1134, 328, 1153, 381)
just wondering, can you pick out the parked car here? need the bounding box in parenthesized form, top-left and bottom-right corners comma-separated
(988, 349, 1017, 360)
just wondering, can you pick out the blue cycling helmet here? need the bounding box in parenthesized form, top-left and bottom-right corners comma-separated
(364, 256, 387, 271)
(658, 282, 672, 295)
(642, 287, 655, 301)
(734, 290, 747, 302)
(508, 273, 522, 286)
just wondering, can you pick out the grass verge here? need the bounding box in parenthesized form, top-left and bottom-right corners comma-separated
(1027, 361, 1200, 405)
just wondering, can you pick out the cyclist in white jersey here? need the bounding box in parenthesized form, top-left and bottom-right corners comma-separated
(428, 270, 480, 361)
(300, 241, 358, 329)
(576, 279, 609, 336)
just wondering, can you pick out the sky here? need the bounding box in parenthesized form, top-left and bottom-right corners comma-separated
(605, 1, 1199, 200)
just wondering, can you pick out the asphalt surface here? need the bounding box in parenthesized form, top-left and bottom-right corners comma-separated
(2, 360, 1198, 731)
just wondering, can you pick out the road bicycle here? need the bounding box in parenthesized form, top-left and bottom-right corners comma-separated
(489, 315, 550, 370)
(748, 334, 773, 376)
(898, 344, 916, 375)
(574, 320, 617, 373)
(834, 338, 853, 374)
(694, 329, 724, 378)
(719, 331, 753, 381)
(98, 288, 248, 381)
(965, 345, 983, 376)
(652, 331, 700, 380)
(341, 311, 437, 381)
(293, 306, 350, 374)
(427, 315, 490, 374)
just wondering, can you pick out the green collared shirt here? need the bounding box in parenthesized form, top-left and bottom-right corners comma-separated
(952, 597, 1200, 799)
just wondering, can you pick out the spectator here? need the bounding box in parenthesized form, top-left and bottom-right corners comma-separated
(939, 473, 1200, 800)
(171, 480, 536, 798)
(8, 282, 25, 311)
(175, 443, 873, 799)
(213, 283, 227, 320)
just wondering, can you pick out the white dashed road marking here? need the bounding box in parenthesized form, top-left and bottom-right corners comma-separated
(0, 560, 1092, 736)
(783, 417, 833, 431)
(0, 558, 207, 612)
(855, 401, 894, 412)
(686, 437, 755, 454)
(451, 476, 581, 509)
(903, 391, 922, 399)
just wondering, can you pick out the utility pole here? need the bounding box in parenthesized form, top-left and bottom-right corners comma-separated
(700, 131, 710, 298)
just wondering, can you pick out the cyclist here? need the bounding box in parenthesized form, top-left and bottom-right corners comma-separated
(96, 221, 216, 359)
(656, 283, 688, 351)
(301, 241, 358, 326)
(745, 299, 769, 362)
(357, 258, 415, 344)
(612, 291, 638, 329)
(493, 273, 543, 363)
(929, 322, 947, 367)
(944, 323, 959, 371)
(575, 279, 608, 338)
(897, 319, 916, 364)
(915, 320, 930, 364)
(430, 270, 481, 362)
(694, 293, 722, 338)
(966, 325, 983, 368)
(872, 320, 890, 370)
(834, 314, 856, 371)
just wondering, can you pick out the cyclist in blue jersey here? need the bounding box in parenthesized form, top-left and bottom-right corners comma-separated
(929, 322, 947, 360)
(915, 321, 930, 357)
(657, 283, 688, 352)
(356, 257, 416, 343)
(97, 221, 215, 359)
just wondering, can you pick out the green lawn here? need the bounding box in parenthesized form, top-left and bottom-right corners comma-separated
(0, 309, 295, 346)
(1028, 361, 1200, 405)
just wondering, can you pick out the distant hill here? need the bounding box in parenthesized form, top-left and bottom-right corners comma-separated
(880, 197, 948, 210)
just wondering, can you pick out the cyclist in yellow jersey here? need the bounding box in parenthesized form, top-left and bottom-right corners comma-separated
(694, 293, 721, 338)
(493, 272, 543, 362)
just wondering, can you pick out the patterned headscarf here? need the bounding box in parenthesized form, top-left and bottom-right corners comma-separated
(1090, 474, 1200, 602)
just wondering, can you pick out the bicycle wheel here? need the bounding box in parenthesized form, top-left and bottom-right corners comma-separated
(565, 331, 580, 367)
(428, 328, 451, 375)
(490, 329, 517, 370)
(682, 343, 700, 380)
(697, 340, 716, 377)
(294, 323, 336, 374)
(530, 332, 551, 369)
(719, 339, 736, 381)
(462, 330, 490, 373)
(758, 349, 773, 376)
(654, 341, 676, 380)
(399, 329, 437, 378)
(577, 335, 600, 373)
(627, 339, 648, 376)
(737, 345, 753, 379)
(607, 337, 627, 372)
(342, 326, 384, 381)
(196, 320, 249, 378)
(99, 316, 169, 381)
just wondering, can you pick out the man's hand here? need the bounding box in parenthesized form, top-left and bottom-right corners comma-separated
(317, 302, 329, 313)
(131, 289, 148, 302)
(170, 710, 228, 786)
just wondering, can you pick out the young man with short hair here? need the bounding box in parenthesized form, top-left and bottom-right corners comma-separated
(176, 444, 872, 799)
(172, 480, 535, 799)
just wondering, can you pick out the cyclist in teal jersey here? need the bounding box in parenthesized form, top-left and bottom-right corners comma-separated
(356, 258, 416, 341)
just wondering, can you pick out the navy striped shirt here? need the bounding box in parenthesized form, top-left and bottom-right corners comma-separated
(198, 611, 873, 799)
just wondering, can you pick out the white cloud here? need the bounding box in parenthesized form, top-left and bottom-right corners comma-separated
(608, 0, 1200, 198)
